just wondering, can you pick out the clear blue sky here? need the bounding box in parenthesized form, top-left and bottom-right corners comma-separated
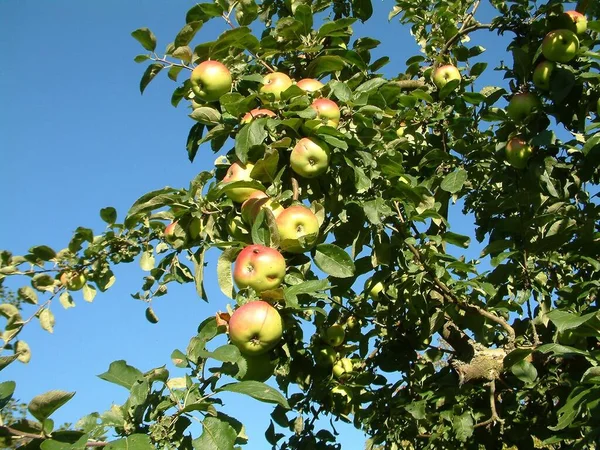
(0, 0, 532, 447)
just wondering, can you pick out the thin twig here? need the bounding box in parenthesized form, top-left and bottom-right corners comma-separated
(151, 55, 194, 71)
(221, 15, 276, 73)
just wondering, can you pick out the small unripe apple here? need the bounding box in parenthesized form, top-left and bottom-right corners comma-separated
(59, 271, 86, 291)
(222, 161, 262, 203)
(505, 137, 533, 169)
(188, 217, 203, 240)
(332, 358, 353, 378)
(290, 137, 330, 178)
(542, 29, 579, 63)
(260, 72, 293, 101)
(233, 245, 287, 292)
(432, 64, 461, 90)
(532, 61, 555, 91)
(324, 324, 346, 347)
(241, 108, 276, 124)
(314, 346, 337, 367)
(276, 205, 320, 253)
(345, 316, 359, 330)
(190, 60, 232, 102)
(228, 301, 284, 355)
(164, 221, 178, 243)
(506, 92, 541, 123)
(296, 78, 324, 92)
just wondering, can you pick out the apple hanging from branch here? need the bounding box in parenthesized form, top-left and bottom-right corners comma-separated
(276, 205, 320, 253)
(228, 300, 284, 355)
(505, 137, 533, 169)
(432, 64, 461, 90)
(222, 161, 263, 203)
(233, 245, 287, 292)
(542, 29, 579, 63)
(290, 138, 331, 178)
(189, 60, 232, 103)
(259, 72, 293, 101)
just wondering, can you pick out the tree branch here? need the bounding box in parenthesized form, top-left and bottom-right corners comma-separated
(221, 15, 275, 73)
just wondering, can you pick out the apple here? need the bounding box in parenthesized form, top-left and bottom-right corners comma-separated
(290, 138, 330, 178)
(432, 64, 461, 90)
(332, 358, 353, 378)
(59, 271, 86, 291)
(228, 300, 284, 355)
(506, 92, 541, 122)
(505, 137, 533, 169)
(542, 29, 579, 63)
(276, 205, 320, 253)
(188, 217, 203, 241)
(310, 98, 340, 128)
(345, 316, 358, 330)
(241, 191, 284, 225)
(237, 353, 274, 382)
(241, 108, 276, 124)
(365, 278, 384, 300)
(597, 97, 600, 116)
(396, 122, 406, 138)
(227, 215, 252, 242)
(233, 245, 286, 292)
(259, 72, 293, 101)
(296, 78, 324, 92)
(190, 60, 232, 102)
(324, 324, 345, 347)
(532, 61, 555, 91)
(314, 346, 337, 367)
(164, 221, 178, 243)
(561, 11, 588, 34)
(222, 162, 262, 203)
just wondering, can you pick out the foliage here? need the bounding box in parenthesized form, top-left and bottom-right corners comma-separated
(1, 0, 600, 448)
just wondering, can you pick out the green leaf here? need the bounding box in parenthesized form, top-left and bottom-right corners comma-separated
(317, 18, 356, 39)
(139, 251, 155, 271)
(186, 3, 224, 23)
(197, 344, 241, 363)
(546, 310, 598, 333)
(0, 380, 16, 410)
(235, 119, 268, 164)
(39, 309, 55, 333)
(98, 360, 143, 390)
(581, 367, 600, 384)
(307, 56, 345, 78)
(126, 187, 180, 220)
(131, 28, 157, 52)
(330, 80, 352, 102)
(190, 107, 222, 125)
(140, 63, 163, 94)
(511, 359, 538, 384)
(30, 245, 56, 261)
(443, 232, 470, 248)
(192, 249, 208, 302)
(440, 168, 467, 193)
(313, 244, 355, 278)
(175, 21, 203, 47)
(17, 286, 38, 304)
(28, 390, 75, 422)
(536, 343, 588, 356)
(217, 248, 238, 299)
(404, 400, 426, 419)
(193, 416, 238, 450)
(82, 284, 96, 303)
(100, 207, 117, 224)
(453, 412, 474, 442)
(59, 291, 75, 309)
(0, 355, 18, 371)
(15, 340, 31, 363)
(105, 434, 153, 450)
(219, 381, 290, 409)
(548, 387, 588, 431)
(352, 0, 373, 21)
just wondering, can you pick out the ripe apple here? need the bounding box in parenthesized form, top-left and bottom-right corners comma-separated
(59, 271, 86, 291)
(276, 205, 320, 253)
(332, 358, 353, 378)
(237, 353, 274, 382)
(190, 60, 232, 102)
(505, 137, 533, 169)
(222, 162, 262, 203)
(228, 300, 284, 355)
(310, 98, 340, 128)
(290, 138, 330, 178)
(314, 346, 337, 367)
(241, 108, 276, 124)
(164, 221, 178, 243)
(561, 11, 588, 34)
(432, 64, 461, 90)
(532, 61, 555, 91)
(324, 324, 345, 347)
(506, 92, 541, 122)
(233, 244, 287, 292)
(296, 78, 324, 92)
(259, 72, 293, 101)
(241, 191, 284, 224)
(542, 29, 579, 63)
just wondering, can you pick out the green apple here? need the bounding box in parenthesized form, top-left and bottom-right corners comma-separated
(314, 346, 337, 367)
(396, 122, 406, 138)
(59, 271, 86, 291)
(190, 60, 232, 102)
(222, 161, 262, 203)
(332, 358, 353, 378)
(542, 29, 579, 63)
(310, 98, 340, 128)
(233, 244, 287, 292)
(506, 92, 541, 122)
(532, 61, 555, 90)
(188, 217, 203, 241)
(324, 324, 345, 347)
(345, 316, 359, 330)
(290, 137, 330, 178)
(237, 353, 275, 382)
(559, 10, 588, 34)
(505, 137, 533, 169)
(432, 64, 461, 90)
(296, 78, 324, 93)
(365, 278, 384, 300)
(259, 72, 293, 101)
(228, 300, 284, 355)
(597, 97, 600, 116)
(276, 205, 320, 253)
(241, 108, 276, 124)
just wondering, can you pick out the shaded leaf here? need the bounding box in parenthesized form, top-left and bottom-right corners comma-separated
(98, 360, 143, 390)
(28, 390, 75, 422)
(131, 28, 157, 52)
(313, 244, 355, 278)
(219, 381, 290, 409)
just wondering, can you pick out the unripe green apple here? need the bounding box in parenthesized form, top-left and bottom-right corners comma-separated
(506, 92, 541, 123)
(290, 138, 330, 178)
(365, 278, 384, 300)
(324, 324, 346, 347)
(532, 61, 555, 91)
(241, 108, 276, 124)
(345, 316, 359, 330)
(190, 60, 232, 102)
(259, 72, 293, 101)
(228, 301, 284, 355)
(432, 64, 461, 90)
(314, 346, 337, 367)
(332, 358, 353, 378)
(222, 161, 262, 203)
(164, 221, 179, 244)
(542, 29, 579, 63)
(505, 137, 533, 169)
(233, 245, 286, 292)
(276, 205, 320, 253)
(237, 352, 275, 382)
(188, 217, 203, 240)
(59, 271, 86, 291)
(296, 78, 324, 92)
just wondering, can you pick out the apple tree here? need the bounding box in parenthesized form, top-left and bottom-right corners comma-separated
(1, 0, 600, 448)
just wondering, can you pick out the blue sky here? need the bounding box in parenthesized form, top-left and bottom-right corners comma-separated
(0, 0, 547, 447)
